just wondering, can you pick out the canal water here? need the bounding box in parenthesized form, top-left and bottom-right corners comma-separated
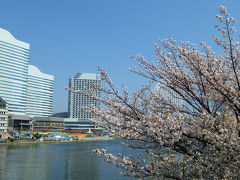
(0, 140, 137, 180)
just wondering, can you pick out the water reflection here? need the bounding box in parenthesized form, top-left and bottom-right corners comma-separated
(0, 141, 134, 180)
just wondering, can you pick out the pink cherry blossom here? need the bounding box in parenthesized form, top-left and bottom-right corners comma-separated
(69, 6, 240, 179)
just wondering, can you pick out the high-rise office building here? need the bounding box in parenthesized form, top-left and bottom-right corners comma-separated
(0, 28, 30, 115)
(26, 65, 54, 117)
(0, 28, 54, 117)
(68, 73, 101, 120)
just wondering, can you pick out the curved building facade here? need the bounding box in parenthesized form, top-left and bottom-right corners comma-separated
(0, 28, 30, 115)
(26, 65, 54, 117)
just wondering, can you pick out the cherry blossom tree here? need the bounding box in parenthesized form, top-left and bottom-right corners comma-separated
(68, 6, 240, 179)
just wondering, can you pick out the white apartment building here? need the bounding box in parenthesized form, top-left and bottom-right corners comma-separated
(68, 73, 101, 120)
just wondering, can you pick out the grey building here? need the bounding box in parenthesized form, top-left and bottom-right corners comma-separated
(68, 73, 101, 120)
(33, 117, 64, 131)
(8, 114, 31, 131)
(0, 97, 8, 139)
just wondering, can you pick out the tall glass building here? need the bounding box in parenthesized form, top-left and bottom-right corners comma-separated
(0, 28, 30, 115)
(0, 28, 54, 117)
(26, 65, 54, 117)
(68, 73, 101, 120)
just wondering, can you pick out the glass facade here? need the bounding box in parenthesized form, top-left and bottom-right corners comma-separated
(0, 28, 30, 115)
(26, 65, 54, 117)
(0, 28, 54, 117)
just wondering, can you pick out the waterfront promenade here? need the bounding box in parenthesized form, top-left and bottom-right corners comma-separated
(0, 136, 114, 145)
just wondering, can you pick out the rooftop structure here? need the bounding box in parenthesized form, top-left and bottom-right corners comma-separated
(52, 112, 69, 118)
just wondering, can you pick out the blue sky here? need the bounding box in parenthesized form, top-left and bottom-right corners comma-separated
(0, 0, 240, 113)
